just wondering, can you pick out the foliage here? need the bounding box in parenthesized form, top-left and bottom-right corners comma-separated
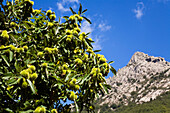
(114, 91, 170, 113)
(93, 91, 170, 113)
(0, 0, 116, 112)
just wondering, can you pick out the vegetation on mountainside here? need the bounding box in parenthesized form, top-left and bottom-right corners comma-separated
(93, 91, 170, 113)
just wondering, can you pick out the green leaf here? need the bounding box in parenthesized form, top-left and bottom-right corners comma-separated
(70, 7, 76, 14)
(94, 50, 101, 53)
(5, 108, 13, 113)
(2, 73, 13, 80)
(110, 66, 116, 75)
(86, 38, 94, 43)
(15, 61, 20, 72)
(20, 110, 34, 113)
(7, 77, 17, 85)
(58, 35, 67, 43)
(29, 60, 36, 64)
(102, 84, 111, 94)
(108, 61, 114, 64)
(2, 72, 13, 77)
(27, 79, 37, 94)
(51, 76, 63, 83)
(93, 56, 96, 65)
(74, 100, 79, 113)
(0, 47, 10, 51)
(9, 51, 13, 62)
(79, 3, 82, 14)
(62, 16, 69, 18)
(1, 55, 10, 67)
(24, 59, 30, 65)
(59, 17, 61, 23)
(23, 23, 30, 29)
(62, 16, 69, 21)
(80, 74, 90, 85)
(65, 73, 72, 82)
(82, 16, 92, 24)
(82, 9, 87, 14)
(86, 32, 91, 36)
(84, 39, 91, 48)
(86, 39, 93, 48)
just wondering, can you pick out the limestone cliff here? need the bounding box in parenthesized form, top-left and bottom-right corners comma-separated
(99, 52, 170, 107)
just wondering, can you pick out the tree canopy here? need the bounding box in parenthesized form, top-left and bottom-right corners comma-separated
(0, 0, 116, 112)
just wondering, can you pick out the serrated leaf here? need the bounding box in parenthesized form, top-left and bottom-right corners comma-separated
(7, 77, 17, 85)
(27, 79, 37, 94)
(82, 16, 92, 24)
(1, 55, 10, 67)
(9, 51, 13, 62)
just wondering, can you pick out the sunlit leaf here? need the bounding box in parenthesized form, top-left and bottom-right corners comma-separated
(1, 55, 10, 67)
(27, 79, 37, 94)
(9, 51, 13, 62)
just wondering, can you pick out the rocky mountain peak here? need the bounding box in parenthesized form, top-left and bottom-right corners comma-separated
(128, 52, 167, 65)
(99, 52, 170, 108)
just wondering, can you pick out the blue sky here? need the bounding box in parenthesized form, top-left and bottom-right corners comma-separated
(33, 0, 170, 78)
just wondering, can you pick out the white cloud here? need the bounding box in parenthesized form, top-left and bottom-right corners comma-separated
(81, 20, 102, 50)
(93, 37, 102, 50)
(98, 23, 111, 31)
(133, 2, 145, 19)
(72, 4, 77, 9)
(57, 3, 70, 12)
(57, 0, 79, 12)
(48, 7, 53, 10)
(63, 0, 79, 3)
(81, 21, 93, 34)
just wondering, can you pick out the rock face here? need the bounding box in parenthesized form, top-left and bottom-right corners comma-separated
(100, 52, 170, 107)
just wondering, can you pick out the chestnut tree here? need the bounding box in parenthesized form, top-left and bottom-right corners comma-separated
(0, 0, 116, 112)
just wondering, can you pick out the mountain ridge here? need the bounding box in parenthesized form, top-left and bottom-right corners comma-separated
(99, 51, 170, 109)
